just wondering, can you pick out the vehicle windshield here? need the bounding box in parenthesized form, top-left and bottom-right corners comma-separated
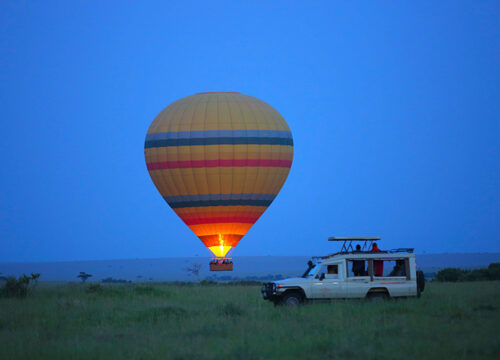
(303, 264, 319, 278)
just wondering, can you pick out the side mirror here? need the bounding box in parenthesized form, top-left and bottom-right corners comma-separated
(319, 273, 325, 281)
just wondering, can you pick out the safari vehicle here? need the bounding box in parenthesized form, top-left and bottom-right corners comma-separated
(262, 237, 425, 306)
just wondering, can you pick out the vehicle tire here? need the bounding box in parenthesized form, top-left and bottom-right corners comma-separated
(417, 270, 425, 295)
(367, 291, 389, 301)
(281, 292, 303, 307)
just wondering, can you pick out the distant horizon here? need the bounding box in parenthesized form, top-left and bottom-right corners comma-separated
(2, 251, 500, 265)
(1, 253, 499, 282)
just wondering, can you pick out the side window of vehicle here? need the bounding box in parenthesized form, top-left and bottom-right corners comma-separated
(347, 260, 368, 277)
(373, 259, 407, 277)
(316, 266, 326, 279)
(385, 259, 408, 277)
(325, 264, 338, 278)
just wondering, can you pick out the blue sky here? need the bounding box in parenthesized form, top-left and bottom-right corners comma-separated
(1, 1, 498, 262)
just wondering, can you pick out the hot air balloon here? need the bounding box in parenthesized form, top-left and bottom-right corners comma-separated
(144, 92, 293, 270)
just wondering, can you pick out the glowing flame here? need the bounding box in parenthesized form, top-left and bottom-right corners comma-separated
(208, 234, 232, 257)
(219, 234, 224, 255)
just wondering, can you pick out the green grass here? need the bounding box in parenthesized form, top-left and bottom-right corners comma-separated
(1, 281, 499, 360)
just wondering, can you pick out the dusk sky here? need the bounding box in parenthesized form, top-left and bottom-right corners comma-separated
(1, 1, 499, 262)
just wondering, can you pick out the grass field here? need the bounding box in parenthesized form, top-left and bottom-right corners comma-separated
(1, 281, 499, 360)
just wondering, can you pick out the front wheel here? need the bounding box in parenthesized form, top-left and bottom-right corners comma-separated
(281, 292, 303, 307)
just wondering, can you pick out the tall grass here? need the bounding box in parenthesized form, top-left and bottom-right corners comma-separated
(0, 281, 499, 359)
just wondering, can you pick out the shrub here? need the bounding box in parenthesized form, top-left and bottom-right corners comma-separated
(435, 268, 466, 282)
(464, 269, 490, 282)
(435, 264, 500, 282)
(487, 263, 500, 280)
(0, 273, 40, 298)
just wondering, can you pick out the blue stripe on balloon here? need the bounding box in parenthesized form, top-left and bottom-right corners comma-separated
(168, 199, 273, 208)
(145, 136, 292, 148)
(145, 130, 292, 141)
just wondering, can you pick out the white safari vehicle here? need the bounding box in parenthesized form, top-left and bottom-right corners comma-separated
(262, 237, 425, 306)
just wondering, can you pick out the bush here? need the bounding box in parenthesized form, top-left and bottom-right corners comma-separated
(85, 284, 122, 297)
(0, 273, 40, 298)
(435, 268, 466, 282)
(435, 264, 500, 282)
(464, 269, 490, 282)
(487, 263, 500, 280)
(1, 277, 29, 297)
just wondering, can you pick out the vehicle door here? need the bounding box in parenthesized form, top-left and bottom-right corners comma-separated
(346, 258, 372, 298)
(310, 262, 346, 299)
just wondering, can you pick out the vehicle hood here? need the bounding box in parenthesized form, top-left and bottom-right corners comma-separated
(274, 277, 310, 285)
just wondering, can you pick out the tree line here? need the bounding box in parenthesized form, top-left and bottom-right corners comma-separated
(435, 263, 500, 282)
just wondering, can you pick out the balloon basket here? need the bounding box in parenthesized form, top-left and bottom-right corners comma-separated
(209, 258, 233, 271)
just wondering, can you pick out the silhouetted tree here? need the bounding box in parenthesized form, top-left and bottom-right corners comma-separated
(186, 263, 202, 282)
(77, 272, 92, 283)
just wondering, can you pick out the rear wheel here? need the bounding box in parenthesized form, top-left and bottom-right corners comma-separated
(281, 292, 303, 307)
(367, 291, 389, 301)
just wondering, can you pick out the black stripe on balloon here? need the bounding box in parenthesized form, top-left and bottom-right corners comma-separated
(144, 137, 293, 149)
(167, 199, 273, 208)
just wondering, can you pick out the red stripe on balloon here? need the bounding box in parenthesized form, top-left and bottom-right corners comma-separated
(178, 211, 264, 220)
(182, 217, 259, 225)
(147, 159, 292, 170)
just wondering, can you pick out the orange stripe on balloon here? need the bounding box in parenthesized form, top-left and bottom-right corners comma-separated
(189, 223, 252, 236)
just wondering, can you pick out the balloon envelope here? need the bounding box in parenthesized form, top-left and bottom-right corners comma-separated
(144, 92, 293, 257)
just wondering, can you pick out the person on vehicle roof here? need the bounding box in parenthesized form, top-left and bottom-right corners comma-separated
(352, 244, 365, 276)
(371, 242, 384, 277)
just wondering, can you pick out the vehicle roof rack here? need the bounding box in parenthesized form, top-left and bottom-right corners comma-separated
(388, 248, 414, 253)
(328, 236, 380, 253)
